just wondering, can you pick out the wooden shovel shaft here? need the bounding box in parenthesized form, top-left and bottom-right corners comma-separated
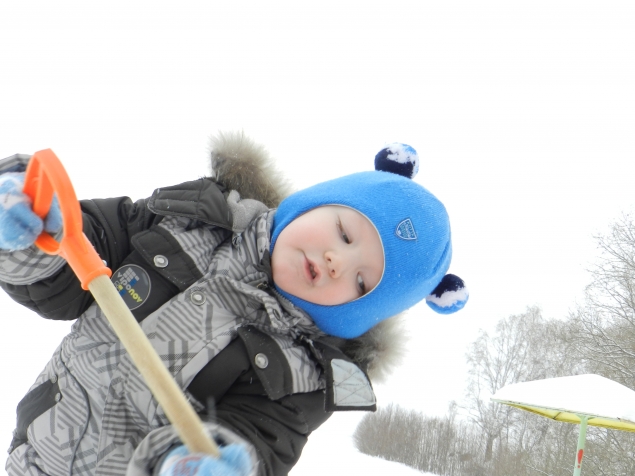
(88, 274, 221, 458)
(24, 150, 219, 458)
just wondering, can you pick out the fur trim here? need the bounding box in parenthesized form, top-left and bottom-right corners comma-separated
(325, 314, 407, 384)
(210, 131, 403, 382)
(209, 131, 294, 208)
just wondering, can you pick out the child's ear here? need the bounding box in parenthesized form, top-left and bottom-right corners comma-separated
(425, 274, 469, 314)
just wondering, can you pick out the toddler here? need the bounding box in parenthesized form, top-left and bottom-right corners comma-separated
(0, 132, 468, 476)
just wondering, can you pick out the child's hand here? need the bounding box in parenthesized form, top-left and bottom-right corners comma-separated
(0, 172, 62, 251)
(158, 444, 252, 476)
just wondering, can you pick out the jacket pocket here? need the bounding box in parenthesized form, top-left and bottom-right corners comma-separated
(8, 378, 60, 453)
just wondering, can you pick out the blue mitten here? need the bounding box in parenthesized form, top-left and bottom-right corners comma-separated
(0, 172, 62, 251)
(159, 444, 252, 476)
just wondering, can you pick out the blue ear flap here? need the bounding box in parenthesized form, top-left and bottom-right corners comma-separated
(426, 274, 469, 314)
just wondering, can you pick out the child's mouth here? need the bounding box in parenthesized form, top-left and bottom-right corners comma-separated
(305, 257, 318, 282)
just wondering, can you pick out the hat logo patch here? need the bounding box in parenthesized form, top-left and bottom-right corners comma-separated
(395, 218, 417, 240)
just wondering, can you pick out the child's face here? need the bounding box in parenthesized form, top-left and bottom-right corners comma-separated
(271, 205, 384, 306)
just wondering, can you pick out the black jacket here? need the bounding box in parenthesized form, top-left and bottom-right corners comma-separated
(3, 176, 376, 476)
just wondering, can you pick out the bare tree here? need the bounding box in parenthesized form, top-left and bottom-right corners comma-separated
(353, 403, 485, 475)
(569, 213, 635, 389)
(461, 304, 596, 476)
(464, 306, 575, 461)
(561, 213, 635, 474)
(354, 244, 635, 475)
(354, 308, 584, 475)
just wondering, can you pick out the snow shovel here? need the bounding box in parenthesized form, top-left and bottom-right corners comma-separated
(23, 149, 221, 458)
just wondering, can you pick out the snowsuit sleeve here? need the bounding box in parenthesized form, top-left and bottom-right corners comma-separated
(0, 195, 162, 320)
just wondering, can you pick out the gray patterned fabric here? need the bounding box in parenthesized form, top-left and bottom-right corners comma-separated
(5, 210, 326, 476)
(2, 146, 380, 476)
(0, 245, 66, 285)
(0, 154, 31, 174)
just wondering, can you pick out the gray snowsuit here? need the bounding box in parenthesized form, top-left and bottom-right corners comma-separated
(1, 135, 397, 476)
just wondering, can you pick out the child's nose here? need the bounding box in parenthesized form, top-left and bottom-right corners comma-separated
(325, 251, 345, 278)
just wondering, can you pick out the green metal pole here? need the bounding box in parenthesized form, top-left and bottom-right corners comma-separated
(573, 415, 589, 476)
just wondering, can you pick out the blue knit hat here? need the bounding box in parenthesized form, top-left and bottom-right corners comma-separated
(271, 144, 468, 338)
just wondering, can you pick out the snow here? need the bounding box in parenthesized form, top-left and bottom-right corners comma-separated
(308, 452, 435, 476)
(349, 455, 436, 475)
(492, 374, 635, 424)
(290, 413, 436, 476)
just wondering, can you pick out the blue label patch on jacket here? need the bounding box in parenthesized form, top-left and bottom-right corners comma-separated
(111, 264, 151, 310)
(395, 218, 417, 240)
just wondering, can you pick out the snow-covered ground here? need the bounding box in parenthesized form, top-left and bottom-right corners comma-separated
(291, 413, 434, 475)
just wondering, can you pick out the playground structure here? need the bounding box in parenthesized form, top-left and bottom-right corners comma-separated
(492, 374, 635, 475)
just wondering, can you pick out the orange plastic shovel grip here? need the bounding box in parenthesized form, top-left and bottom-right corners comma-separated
(23, 149, 112, 289)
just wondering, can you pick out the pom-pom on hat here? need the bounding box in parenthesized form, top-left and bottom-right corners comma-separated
(271, 143, 468, 338)
(374, 143, 420, 179)
(426, 274, 469, 314)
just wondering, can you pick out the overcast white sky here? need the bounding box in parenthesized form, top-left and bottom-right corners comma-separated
(1, 1, 635, 474)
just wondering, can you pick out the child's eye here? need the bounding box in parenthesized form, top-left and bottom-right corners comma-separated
(337, 220, 351, 244)
(357, 274, 366, 296)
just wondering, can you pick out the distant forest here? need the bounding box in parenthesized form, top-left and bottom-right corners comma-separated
(354, 214, 635, 475)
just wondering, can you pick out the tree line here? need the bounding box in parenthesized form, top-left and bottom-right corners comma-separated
(354, 213, 635, 475)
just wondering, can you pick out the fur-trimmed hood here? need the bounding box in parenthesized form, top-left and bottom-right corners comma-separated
(209, 131, 405, 383)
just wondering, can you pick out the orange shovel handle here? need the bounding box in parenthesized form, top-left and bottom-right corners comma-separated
(23, 149, 111, 289)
